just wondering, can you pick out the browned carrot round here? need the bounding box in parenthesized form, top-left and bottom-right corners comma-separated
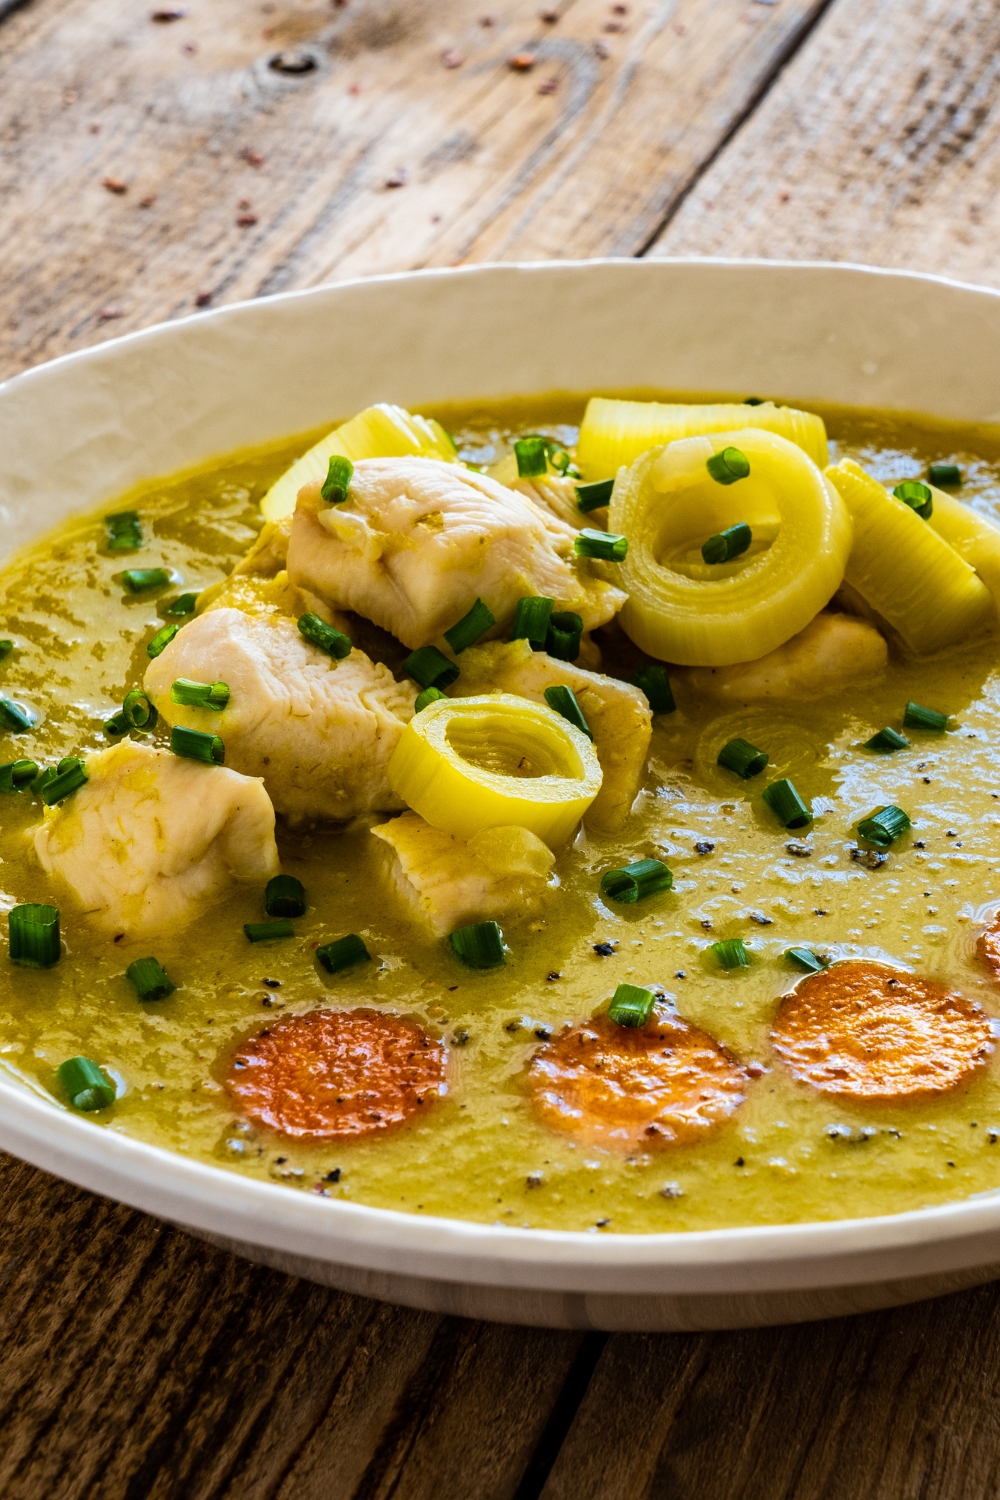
(526, 1010, 748, 1150)
(977, 913, 1000, 979)
(227, 1008, 448, 1140)
(771, 960, 993, 1101)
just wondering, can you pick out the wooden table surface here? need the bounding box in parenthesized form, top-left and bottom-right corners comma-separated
(3, 1, 1000, 1495)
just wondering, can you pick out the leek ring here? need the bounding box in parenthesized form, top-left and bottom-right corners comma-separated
(925, 485, 1000, 622)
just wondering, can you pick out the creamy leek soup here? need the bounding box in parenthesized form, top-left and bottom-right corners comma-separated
(4, 392, 1000, 1234)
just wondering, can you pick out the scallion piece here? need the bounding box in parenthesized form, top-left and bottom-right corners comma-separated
(717, 737, 769, 779)
(105, 511, 142, 551)
(9, 903, 60, 968)
(514, 437, 547, 478)
(165, 592, 199, 617)
(0, 759, 37, 792)
(265, 874, 306, 918)
(706, 446, 751, 485)
(0, 697, 34, 733)
(574, 528, 628, 563)
(317, 933, 371, 973)
(513, 595, 555, 649)
(786, 947, 828, 974)
(575, 478, 614, 513)
(297, 612, 352, 660)
(449, 920, 505, 968)
(402, 645, 460, 690)
(607, 982, 656, 1028)
(928, 462, 961, 487)
(171, 678, 230, 712)
(170, 725, 224, 765)
(701, 522, 752, 565)
(30, 767, 55, 797)
(104, 710, 129, 737)
(0, 640, 13, 660)
(857, 805, 911, 849)
(762, 778, 812, 829)
(865, 726, 909, 753)
(146, 624, 179, 659)
(321, 455, 354, 505)
(631, 665, 675, 714)
(42, 760, 88, 806)
(601, 858, 673, 904)
(57, 1056, 115, 1111)
(546, 611, 583, 662)
(543, 684, 593, 740)
(244, 919, 295, 943)
(712, 938, 749, 970)
(126, 956, 175, 1002)
(414, 685, 447, 712)
(57, 756, 81, 775)
(904, 701, 948, 733)
(122, 567, 172, 593)
(743, 396, 765, 406)
(893, 480, 933, 519)
(123, 689, 156, 731)
(444, 598, 496, 654)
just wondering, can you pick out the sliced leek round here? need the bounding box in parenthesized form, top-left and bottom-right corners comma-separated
(925, 485, 1000, 620)
(576, 397, 829, 482)
(386, 693, 602, 848)
(610, 428, 851, 666)
(826, 460, 994, 654)
(261, 404, 455, 522)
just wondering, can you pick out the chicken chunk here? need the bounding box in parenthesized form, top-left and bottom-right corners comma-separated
(451, 638, 651, 831)
(371, 813, 553, 936)
(286, 458, 625, 650)
(144, 607, 417, 824)
(32, 740, 278, 937)
(685, 613, 888, 701)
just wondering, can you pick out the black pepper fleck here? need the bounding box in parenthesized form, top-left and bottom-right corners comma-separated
(593, 941, 617, 956)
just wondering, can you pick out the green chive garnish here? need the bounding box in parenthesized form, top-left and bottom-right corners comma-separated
(0, 640, 13, 660)
(544, 684, 592, 740)
(717, 737, 769, 778)
(631, 665, 675, 714)
(865, 727, 909, 753)
(601, 858, 673, 904)
(706, 447, 751, 485)
(122, 567, 172, 593)
(893, 480, 933, 519)
(170, 725, 224, 765)
(514, 437, 547, 478)
(0, 759, 37, 792)
(297, 612, 352, 660)
(265, 874, 306, 918)
(105, 511, 142, 551)
(743, 396, 766, 406)
(9, 903, 60, 968)
(403, 645, 460, 690)
(317, 933, 371, 973)
(104, 710, 129, 737)
(57, 1056, 115, 1111)
(928, 463, 961, 487)
(546, 611, 583, 662)
(904, 701, 948, 733)
(712, 938, 749, 970)
(449, 920, 504, 968)
(575, 478, 614, 513)
(321, 455, 354, 505)
(42, 760, 88, 806)
(444, 598, 496, 654)
(607, 983, 656, 1028)
(786, 947, 828, 974)
(244, 919, 295, 943)
(165, 592, 199, 616)
(123, 688, 157, 730)
(574, 528, 628, 563)
(414, 686, 447, 712)
(702, 522, 752, 564)
(513, 595, 555, 649)
(762, 778, 812, 829)
(30, 767, 56, 797)
(126, 956, 175, 1001)
(146, 624, 179, 659)
(171, 678, 230, 712)
(0, 697, 34, 732)
(857, 805, 911, 849)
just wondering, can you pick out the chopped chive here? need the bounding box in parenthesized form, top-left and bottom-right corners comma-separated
(904, 701, 948, 733)
(444, 597, 496, 654)
(321, 455, 354, 505)
(317, 933, 371, 973)
(717, 737, 769, 779)
(146, 624, 179, 659)
(122, 567, 172, 593)
(265, 874, 306, 918)
(786, 947, 828, 974)
(857, 805, 911, 849)
(575, 478, 615, 513)
(574, 528, 628, 563)
(0, 697, 34, 732)
(170, 725, 224, 765)
(171, 678, 230, 712)
(865, 727, 909, 753)
(0, 759, 37, 792)
(42, 760, 88, 806)
(449, 920, 505, 968)
(607, 982, 656, 1028)
(165, 592, 199, 617)
(513, 595, 555, 650)
(414, 685, 447, 712)
(706, 446, 751, 485)
(297, 612, 352, 660)
(104, 710, 129, 737)
(30, 767, 55, 797)
(514, 437, 548, 478)
(57, 1056, 114, 1111)
(124, 688, 157, 730)
(928, 462, 961, 487)
(601, 858, 673, 904)
(702, 522, 752, 565)
(9, 903, 60, 968)
(712, 938, 749, 970)
(743, 396, 766, 406)
(762, 778, 812, 829)
(546, 611, 583, 662)
(126, 956, 175, 1002)
(893, 480, 933, 519)
(544, 684, 593, 740)
(630, 665, 675, 714)
(402, 645, 460, 690)
(244, 919, 295, 943)
(105, 511, 142, 551)
(0, 640, 13, 660)
(57, 756, 81, 775)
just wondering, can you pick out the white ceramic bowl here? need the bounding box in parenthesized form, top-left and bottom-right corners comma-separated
(4, 259, 1000, 1332)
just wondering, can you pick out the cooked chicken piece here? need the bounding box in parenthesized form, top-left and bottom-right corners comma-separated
(144, 607, 417, 825)
(451, 639, 651, 831)
(509, 474, 584, 529)
(286, 458, 625, 650)
(685, 613, 888, 701)
(31, 740, 278, 938)
(195, 514, 352, 632)
(371, 813, 553, 935)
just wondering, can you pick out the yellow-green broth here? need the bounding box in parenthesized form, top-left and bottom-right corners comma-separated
(4, 393, 1000, 1234)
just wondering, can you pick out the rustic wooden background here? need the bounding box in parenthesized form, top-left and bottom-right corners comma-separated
(3, 0, 1000, 1494)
